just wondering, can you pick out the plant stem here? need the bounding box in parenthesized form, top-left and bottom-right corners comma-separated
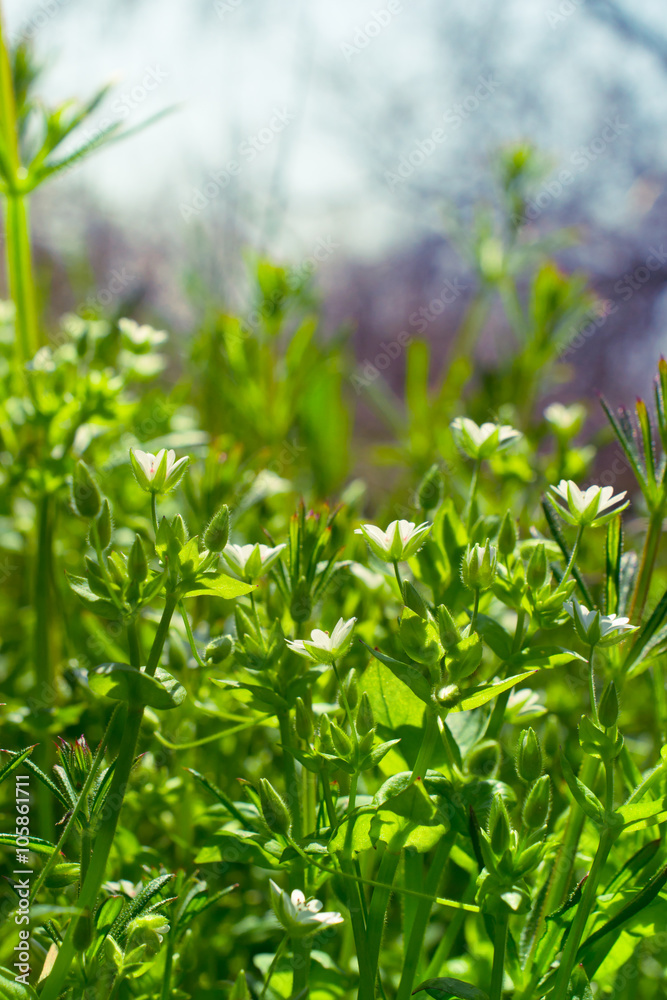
(550, 827, 614, 1000)
(0, 12, 40, 363)
(588, 646, 599, 726)
(179, 598, 207, 667)
(466, 460, 481, 533)
(392, 559, 404, 596)
(395, 831, 455, 1000)
(484, 609, 527, 740)
(33, 492, 55, 837)
(411, 712, 439, 780)
(260, 933, 289, 999)
(562, 525, 584, 585)
(470, 589, 480, 632)
(489, 910, 509, 1000)
(151, 493, 159, 535)
(160, 939, 175, 1000)
(630, 507, 663, 622)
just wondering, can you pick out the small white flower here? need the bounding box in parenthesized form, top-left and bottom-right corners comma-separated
(130, 448, 189, 494)
(548, 480, 628, 528)
(564, 597, 637, 648)
(119, 318, 168, 352)
(450, 417, 522, 460)
(269, 880, 344, 938)
(223, 542, 286, 581)
(355, 520, 431, 562)
(543, 402, 585, 437)
(286, 617, 357, 664)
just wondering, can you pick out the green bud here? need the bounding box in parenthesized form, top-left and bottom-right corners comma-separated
(543, 715, 560, 759)
(128, 534, 148, 582)
(461, 540, 498, 592)
(72, 461, 102, 519)
(498, 511, 518, 557)
(437, 604, 461, 648)
(171, 514, 188, 546)
(295, 697, 313, 741)
(467, 739, 500, 778)
(356, 692, 375, 736)
(345, 672, 359, 712)
(488, 796, 511, 856)
(598, 681, 619, 728)
(205, 634, 233, 664)
(96, 499, 112, 549)
(44, 862, 81, 888)
(358, 730, 375, 755)
(402, 579, 429, 619)
(290, 576, 312, 624)
(204, 504, 230, 552)
(330, 722, 352, 758)
(318, 715, 335, 754)
(522, 774, 551, 829)
(526, 544, 548, 590)
(259, 778, 292, 837)
(516, 728, 543, 783)
(417, 463, 443, 511)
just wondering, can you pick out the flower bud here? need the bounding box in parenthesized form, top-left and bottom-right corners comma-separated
(204, 504, 230, 552)
(318, 715, 335, 755)
(171, 514, 188, 545)
(356, 692, 375, 736)
(461, 541, 497, 592)
(598, 681, 619, 728)
(526, 544, 548, 590)
(497, 511, 518, 557)
(345, 672, 359, 712)
(402, 580, 429, 619)
(437, 604, 461, 649)
(522, 774, 551, 829)
(467, 740, 500, 778)
(516, 728, 543, 783)
(205, 635, 233, 663)
(417, 463, 443, 511)
(259, 778, 292, 837)
(488, 796, 511, 856)
(72, 461, 102, 519)
(358, 729, 375, 755)
(330, 722, 352, 758)
(96, 499, 112, 550)
(290, 576, 312, 624)
(295, 697, 313, 741)
(45, 863, 80, 888)
(128, 534, 148, 582)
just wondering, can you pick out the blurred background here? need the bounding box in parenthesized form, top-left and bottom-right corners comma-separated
(4, 0, 667, 407)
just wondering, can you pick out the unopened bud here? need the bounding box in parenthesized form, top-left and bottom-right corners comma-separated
(259, 778, 292, 836)
(345, 672, 359, 712)
(204, 504, 229, 552)
(330, 722, 352, 758)
(437, 604, 460, 649)
(171, 514, 188, 546)
(96, 499, 112, 549)
(516, 728, 543, 783)
(72, 461, 102, 519)
(205, 634, 233, 663)
(489, 796, 511, 856)
(461, 541, 497, 592)
(467, 740, 500, 778)
(356, 692, 375, 736)
(45, 863, 80, 888)
(128, 534, 148, 582)
(295, 697, 313, 741)
(526, 544, 548, 590)
(498, 511, 518, 557)
(523, 774, 551, 829)
(598, 681, 619, 728)
(402, 580, 429, 619)
(318, 715, 335, 754)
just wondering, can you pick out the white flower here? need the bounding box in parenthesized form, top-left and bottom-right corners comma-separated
(223, 542, 286, 581)
(286, 617, 356, 664)
(564, 597, 638, 648)
(548, 480, 628, 528)
(543, 402, 585, 437)
(119, 318, 167, 352)
(269, 880, 344, 938)
(130, 448, 189, 494)
(450, 417, 522, 460)
(355, 520, 431, 562)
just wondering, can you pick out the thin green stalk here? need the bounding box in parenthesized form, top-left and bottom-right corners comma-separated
(260, 933, 289, 999)
(489, 910, 509, 1000)
(466, 459, 481, 533)
(424, 874, 477, 978)
(34, 493, 55, 837)
(179, 598, 207, 667)
(630, 507, 663, 622)
(550, 826, 614, 1000)
(411, 712, 440, 780)
(588, 646, 599, 726)
(469, 589, 480, 632)
(396, 831, 456, 1000)
(562, 525, 584, 585)
(362, 836, 407, 1000)
(151, 493, 159, 536)
(40, 596, 177, 1000)
(392, 559, 404, 596)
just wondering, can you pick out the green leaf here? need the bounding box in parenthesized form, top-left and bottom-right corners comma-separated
(110, 874, 175, 940)
(623, 585, 667, 673)
(66, 573, 121, 619)
(184, 769, 249, 825)
(361, 641, 433, 705)
(559, 751, 604, 826)
(195, 830, 282, 870)
(450, 672, 538, 713)
(507, 646, 585, 671)
(412, 977, 489, 1000)
(605, 516, 623, 615)
(0, 968, 40, 1000)
(617, 797, 667, 830)
(474, 615, 513, 659)
(212, 678, 288, 712)
(0, 833, 57, 856)
(362, 659, 428, 731)
(183, 574, 254, 599)
(565, 964, 593, 1000)
(230, 970, 251, 1000)
(0, 746, 35, 786)
(88, 663, 186, 710)
(373, 773, 438, 825)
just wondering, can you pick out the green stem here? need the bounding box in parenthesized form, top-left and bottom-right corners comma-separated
(588, 647, 599, 726)
(395, 831, 455, 1000)
(362, 837, 405, 999)
(466, 460, 481, 534)
(278, 711, 303, 842)
(34, 493, 55, 837)
(40, 596, 177, 1000)
(484, 609, 526, 740)
(489, 910, 509, 1000)
(411, 712, 439, 780)
(260, 933, 289, 999)
(392, 559, 404, 596)
(470, 589, 480, 632)
(562, 525, 584, 585)
(550, 827, 614, 1000)
(179, 598, 207, 667)
(151, 493, 159, 536)
(630, 507, 663, 622)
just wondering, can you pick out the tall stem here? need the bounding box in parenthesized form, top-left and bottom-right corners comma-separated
(0, 12, 40, 362)
(33, 492, 55, 836)
(489, 910, 509, 1000)
(630, 508, 663, 622)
